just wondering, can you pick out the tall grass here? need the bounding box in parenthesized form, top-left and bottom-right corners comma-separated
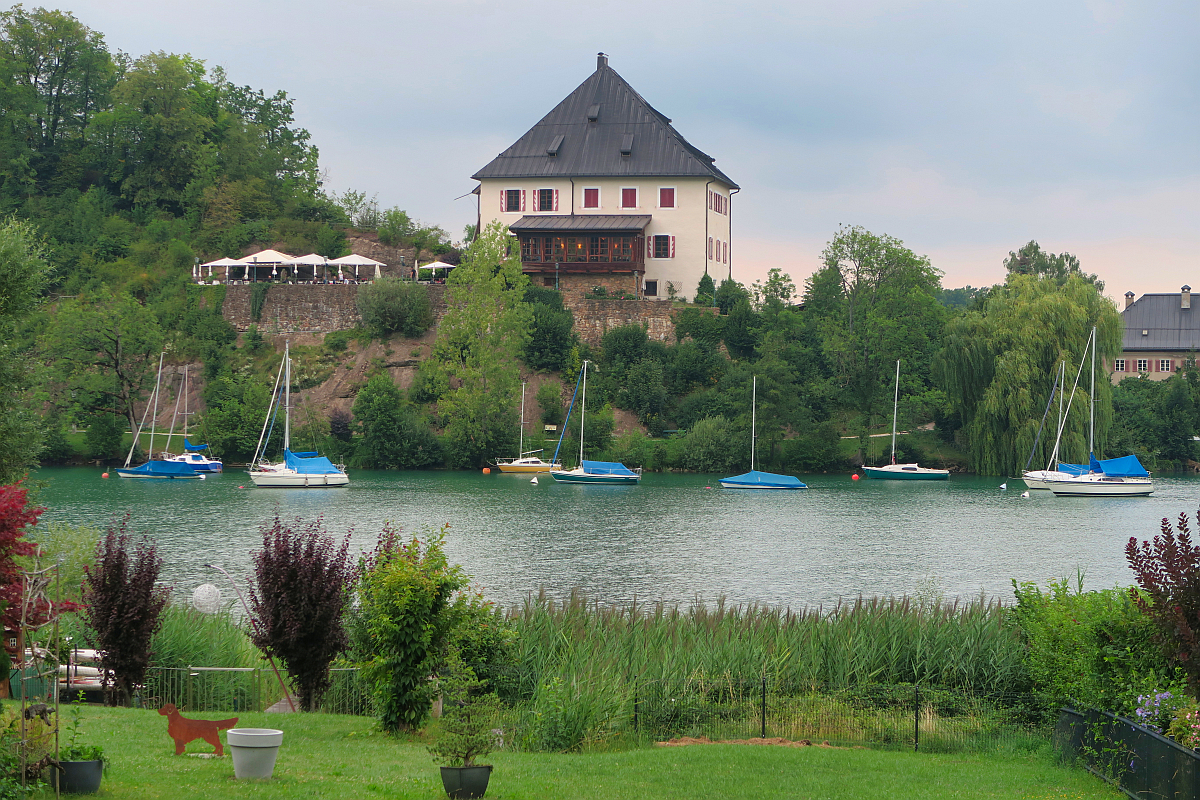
(149, 605, 262, 670)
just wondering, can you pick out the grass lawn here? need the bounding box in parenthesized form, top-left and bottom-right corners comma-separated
(28, 706, 1121, 799)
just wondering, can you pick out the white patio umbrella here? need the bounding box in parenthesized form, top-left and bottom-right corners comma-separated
(289, 253, 328, 282)
(421, 261, 456, 281)
(199, 256, 250, 282)
(329, 253, 386, 281)
(243, 249, 295, 282)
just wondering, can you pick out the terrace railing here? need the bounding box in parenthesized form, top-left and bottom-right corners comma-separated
(1056, 706, 1200, 798)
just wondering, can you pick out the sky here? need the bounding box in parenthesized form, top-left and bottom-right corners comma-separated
(55, 0, 1198, 301)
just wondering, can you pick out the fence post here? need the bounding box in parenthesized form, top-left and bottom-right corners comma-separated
(761, 676, 767, 739)
(187, 667, 194, 712)
(914, 684, 920, 752)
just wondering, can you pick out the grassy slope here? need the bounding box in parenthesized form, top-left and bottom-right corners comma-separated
(42, 706, 1118, 800)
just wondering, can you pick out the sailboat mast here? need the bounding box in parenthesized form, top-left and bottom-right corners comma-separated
(891, 359, 900, 465)
(751, 376, 757, 472)
(182, 365, 188, 440)
(1056, 360, 1064, 468)
(518, 381, 525, 459)
(1089, 326, 1096, 457)
(284, 341, 291, 452)
(148, 352, 164, 460)
(578, 361, 589, 467)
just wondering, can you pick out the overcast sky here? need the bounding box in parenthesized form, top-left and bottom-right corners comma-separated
(59, 0, 1198, 300)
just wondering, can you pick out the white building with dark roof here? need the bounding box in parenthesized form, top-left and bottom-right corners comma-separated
(472, 53, 737, 301)
(1114, 286, 1200, 382)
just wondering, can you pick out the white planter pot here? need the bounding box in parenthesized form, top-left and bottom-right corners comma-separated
(227, 728, 283, 779)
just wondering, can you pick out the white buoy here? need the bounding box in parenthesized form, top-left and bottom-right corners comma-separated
(1021, 491, 1030, 498)
(530, 476, 538, 485)
(999, 482, 1007, 490)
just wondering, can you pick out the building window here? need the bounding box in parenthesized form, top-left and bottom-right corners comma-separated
(1114, 359, 1125, 372)
(644, 280, 658, 297)
(652, 234, 673, 259)
(583, 188, 599, 208)
(505, 189, 521, 213)
(658, 187, 675, 208)
(621, 188, 638, 208)
(538, 189, 555, 212)
(543, 276, 554, 287)
(1137, 359, 1148, 372)
(723, 241, 728, 264)
(708, 237, 713, 260)
(1160, 359, 1172, 372)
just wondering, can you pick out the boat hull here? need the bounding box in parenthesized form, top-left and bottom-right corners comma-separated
(115, 460, 201, 479)
(1021, 470, 1078, 490)
(862, 464, 949, 481)
(549, 470, 640, 485)
(495, 461, 559, 473)
(1046, 477, 1154, 497)
(249, 470, 349, 488)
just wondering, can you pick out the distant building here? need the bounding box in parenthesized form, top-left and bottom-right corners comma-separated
(472, 53, 737, 301)
(1114, 286, 1199, 382)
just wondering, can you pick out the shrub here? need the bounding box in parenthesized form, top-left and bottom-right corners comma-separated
(82, 516, 170, 706)
(356, 276, 433, 338)
(84, 413, 123, 460)
(352, 373, 442, 469)
(428, 654, 503, 767)
(249, 283, 270, 322)
(536, 381, 563, 425)
(354, 526, 465, 732)
(243, 323, 264, 353)
(678, 417, 743, 473)
(248, 514, 355, 711)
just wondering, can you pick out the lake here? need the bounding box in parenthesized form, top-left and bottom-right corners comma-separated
(31, 467, 1200, 610)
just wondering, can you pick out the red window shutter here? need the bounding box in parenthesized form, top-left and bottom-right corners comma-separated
(553, 189, 559, 211)
(670, 236, 675, 258)
(500, 189, 505, 212)
(521, 190, 526, 211)
(647, 237, 653, 258)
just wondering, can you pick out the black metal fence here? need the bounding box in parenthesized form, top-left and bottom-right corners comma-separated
(1056, 706, 1200, 799)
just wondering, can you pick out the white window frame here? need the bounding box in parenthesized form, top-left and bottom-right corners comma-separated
(1137, 359, 1148, 373)
(657, 186, 676, 209)
(582, 186, 601, 209)
(1160, 359, 1172, 372)
(1114, 359, 1125, 372)
(651, 233, 673, 260)
(620, 186, 639, 209)
(504, 188, 522, 214)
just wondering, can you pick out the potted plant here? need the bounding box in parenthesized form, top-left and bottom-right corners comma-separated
(52, 701, 105, 794)
(429, 657, 503, 799)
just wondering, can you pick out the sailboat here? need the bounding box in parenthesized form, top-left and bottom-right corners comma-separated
(549, 361, 641, 484)
(494, 381, 560, 473)
(862, 360, 949, 480)
(1043, 327, 1153, 497)
(164, 365, 223, 472)
(719, 376, 806, 489)
(116, 354, 201, 479)
(248, 342, 349, 488)
(1022, 359, 1092, 489)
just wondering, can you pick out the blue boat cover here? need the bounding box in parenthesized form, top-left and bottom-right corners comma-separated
(720, 470, 806, 489)
(119, 460, 199, 477)
(284, 449, 343, 475)
(183, 438, 209, 451)
(1058, 462, 1090, 476)
(1089, 453, 1150, 478)
(581, 460, 639, 477)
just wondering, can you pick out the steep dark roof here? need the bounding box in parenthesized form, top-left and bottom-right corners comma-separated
(1122, 291, 1200, 351)
(473, 57, 737, 187)
(509, 215, 651, 232)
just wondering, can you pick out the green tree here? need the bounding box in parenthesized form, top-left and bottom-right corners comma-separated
(1004, 241, 1102, 291)
(751, 267, 796, 314)
(695, 272, 715, 306)
(522, 287, 575, 371)
(0, 218, 50, 482)
(200, 371, 272, 461)
(376, 207, 412, 246)
(1155, 374, 1195, 462)
(356, 276, 433, 338)
(619, 359, 667, 427)
(351, 372, 441, 469)
(678, 416, 742, 473)
(937, 273, 1121, 476)
(714, 278, 749, 315)
(434, 221, 530, 468)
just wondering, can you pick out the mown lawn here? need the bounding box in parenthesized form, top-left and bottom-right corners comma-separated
(25, 706, 1120, 799)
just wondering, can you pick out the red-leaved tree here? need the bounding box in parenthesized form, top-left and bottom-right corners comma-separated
(0, 483, 41, 629)
(248, 514, 355, 711)
(82, 515, 170, 706)
(1126, 512, 1200, 693)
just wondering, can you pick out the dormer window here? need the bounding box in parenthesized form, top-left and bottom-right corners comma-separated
(586, 104, 600, 122)
(547, 135, 564, 157)
(620, 134, 633, 156)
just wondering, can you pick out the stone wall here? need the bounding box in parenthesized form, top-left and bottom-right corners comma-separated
(221, 281, 681, 345)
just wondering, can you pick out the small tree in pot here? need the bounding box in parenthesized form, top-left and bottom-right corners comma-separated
(429, 654, 502, 800)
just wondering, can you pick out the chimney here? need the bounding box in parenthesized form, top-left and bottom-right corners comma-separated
(1184, 285, 1192, 310)
(1124, 291, 1134, 310)
(597, 52, 608, 70)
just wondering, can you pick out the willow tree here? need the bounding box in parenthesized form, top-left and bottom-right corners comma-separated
(936, 273, 1121, 476)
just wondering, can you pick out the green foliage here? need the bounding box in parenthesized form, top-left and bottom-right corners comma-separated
(200, 369, 272, 461)
(249, 282, 270, 322)
(560, 403, 614, 465)
(536, 381, 563, 425)
(523, 288, 575, 371)
(1010, 576, 1173, 715)
(377, 207, 413, 246)
(354, 526, 466, 732)
(84, 413, 123, 460)
(23, 522, 98, 604)
(351, 372, 441, 469)
(714, 278, 750, 315)
(619, 359, 668, 427)
(695, 272, 715, 306)
(356, 277, 433, 339)
(149, 605, 262, 671)
(751, 267, 796, 313)
(427, 654, 503, 767)
(677, 416, 743, 473)
(0, 218, 50, 482)
(1004, 241, 1103, 291)
(243, 323, 264, 353)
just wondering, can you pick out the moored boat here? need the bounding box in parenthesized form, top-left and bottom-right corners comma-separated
(719, 375, 806, 490)
(548, 360, 640, 485)
(495, 381, 560, 473)
(863, 360, 949, 481)
(116, 353, 200, 480)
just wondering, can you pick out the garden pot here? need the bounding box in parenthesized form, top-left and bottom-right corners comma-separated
(227, 728, 283, 779)
(50, 760, 103, 793)
(440, 765, 492, 799)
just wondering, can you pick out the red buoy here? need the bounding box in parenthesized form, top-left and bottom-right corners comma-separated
(482, 467, 491, 475)
(851, 474, 860, 481)
(101, 472, 109, 479)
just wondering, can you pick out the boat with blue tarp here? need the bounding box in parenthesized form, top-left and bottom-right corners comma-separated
(719, 376, 806, 490)
(116, 353, 201, 480)
(549, 360, 641, 485)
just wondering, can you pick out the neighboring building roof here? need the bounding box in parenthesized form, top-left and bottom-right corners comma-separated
(508, 214, 652, 233)
(473, 55, 737, 187)
(1122, 291, 1200, 351)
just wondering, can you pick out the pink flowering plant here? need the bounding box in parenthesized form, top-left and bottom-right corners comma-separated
(1169, 700, 1200, 749)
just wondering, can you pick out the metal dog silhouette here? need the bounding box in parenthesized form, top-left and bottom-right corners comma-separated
(158, 703, 238, 756)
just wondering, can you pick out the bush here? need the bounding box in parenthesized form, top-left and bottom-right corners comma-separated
(352, 373, 442, 469)
(356, 276, 433, 338)
(536, 382, 563, 425)
(84, 413, 123, 460)
(678, 417, 743, 473)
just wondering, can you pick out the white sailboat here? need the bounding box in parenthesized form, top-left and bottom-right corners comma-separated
(164, 365, 223, 472)
(1022, 360, 1085, 490)
(116, 354, 201, 479)
(862, 360, 949, 480)
(248, 342, 348, 488)
(494, 381, 560, 473)
(719, 376, 806, 489)
(1043, 327, 1153, 497)
(550, 361, 641, 484)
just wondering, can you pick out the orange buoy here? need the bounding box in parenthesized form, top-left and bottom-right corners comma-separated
(482, 467, 491, 474)
(101, 472, 109, 479)
(851, 474, 860, 481)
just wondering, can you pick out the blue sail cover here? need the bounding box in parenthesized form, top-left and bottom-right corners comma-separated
(183, 438, 209, 451)
(581, 460, 640, 477)
(1089, 453, 1150, 478)
(118, 460, 199, 478)
(720, 470, 806, 489)
(1058, 463, 1090, 476)
(284, 449, 343, 475)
